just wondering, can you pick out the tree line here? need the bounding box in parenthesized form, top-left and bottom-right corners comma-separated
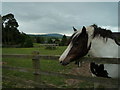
(2, 13, 68, 48)
(2, 13, 33, 47)
(34, 34, 68, 46)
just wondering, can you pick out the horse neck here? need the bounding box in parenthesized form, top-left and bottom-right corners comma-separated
(89, 37, 119, 58)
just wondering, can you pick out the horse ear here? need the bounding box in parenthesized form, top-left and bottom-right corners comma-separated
(73, 26, 77, 32)
(82, 26, 86, 34)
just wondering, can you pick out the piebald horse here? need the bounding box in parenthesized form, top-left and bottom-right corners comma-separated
(59, 24, 120, 87)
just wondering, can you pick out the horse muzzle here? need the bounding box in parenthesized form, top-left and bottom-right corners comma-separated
(59, 61, 69, 66)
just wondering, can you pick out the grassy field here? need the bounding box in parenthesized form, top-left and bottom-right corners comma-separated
(2, 46, 66, 55)
(3, 57, 73, 88)
(2, 43, 93, 88)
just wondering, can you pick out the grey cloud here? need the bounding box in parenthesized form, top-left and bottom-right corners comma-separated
(2, 2, 118, 35)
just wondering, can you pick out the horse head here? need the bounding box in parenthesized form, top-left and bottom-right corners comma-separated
(59, 24, 119, 66)
(59, 26, 93, 65)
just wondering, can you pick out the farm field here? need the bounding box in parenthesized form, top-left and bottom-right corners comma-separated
(2, 44, 93, 88)
(2, 44, 66, 55)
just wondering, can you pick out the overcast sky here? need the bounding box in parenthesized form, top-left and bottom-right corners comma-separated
(2, 2, 118, 36)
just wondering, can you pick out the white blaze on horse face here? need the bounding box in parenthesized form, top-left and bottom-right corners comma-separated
(59, 42, 73, 62)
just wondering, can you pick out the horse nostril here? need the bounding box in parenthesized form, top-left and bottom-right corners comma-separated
(62, 62, 69, 66)
(60, 61, 63, 64)
(60, 61, 69, 66)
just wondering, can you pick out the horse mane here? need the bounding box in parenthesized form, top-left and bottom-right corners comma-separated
(91, 24, 113, 39)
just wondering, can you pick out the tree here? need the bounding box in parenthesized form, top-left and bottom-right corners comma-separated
(35, 36, 45, 43)
(2, 13, 19, 45)
(60, 35, 67, 46)
(2, 13, 33, 47)
(48, 38, 53, 44)
(54, 38, 60, 44)
(36, 37, 40, 43)
(22, 37, 33, 47)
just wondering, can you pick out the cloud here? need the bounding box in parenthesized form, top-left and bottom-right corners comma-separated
(2, 2, 118, 35)
(101, 26, 118, 32)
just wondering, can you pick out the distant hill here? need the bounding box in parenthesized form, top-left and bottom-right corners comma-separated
(28, 33, 64, 38)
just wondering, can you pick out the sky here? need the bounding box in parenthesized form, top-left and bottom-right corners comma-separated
(2, 2, 119, 36)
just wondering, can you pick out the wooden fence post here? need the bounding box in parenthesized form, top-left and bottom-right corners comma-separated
(32, 51, 42, 88)
(32, 51, 40, 75)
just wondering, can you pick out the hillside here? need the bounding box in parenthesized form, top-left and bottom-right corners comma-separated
(28, 33, 64, 38)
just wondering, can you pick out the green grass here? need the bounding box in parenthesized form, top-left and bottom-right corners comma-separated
(2, 45, 93, 88)
(2, 56, 74, 88)
(3, 69, 66, 88)
(3, 57, 32, 68)
(3, 69, 35, 88)
(3, 57, 93, 88)
(2, 56, 69, 88)
(2, 46, 66, 55)
(3, 57, 74, 73)
(40, 58, 75, 73)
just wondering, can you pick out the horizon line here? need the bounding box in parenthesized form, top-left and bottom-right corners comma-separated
(26, 33, 72, 36)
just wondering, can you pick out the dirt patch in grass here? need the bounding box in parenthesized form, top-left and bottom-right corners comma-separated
(64, 62, 93, 88)
(69, 62, 91, 77)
